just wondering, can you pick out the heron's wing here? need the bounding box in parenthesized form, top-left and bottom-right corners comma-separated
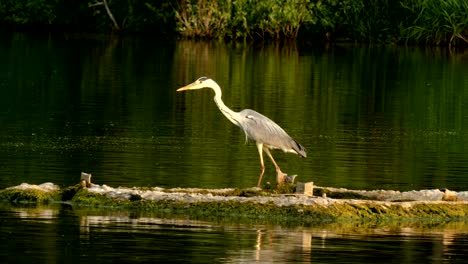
(238, 109, 306, 157)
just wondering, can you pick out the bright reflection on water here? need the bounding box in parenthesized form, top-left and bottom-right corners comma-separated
(1, 204, 468, 263)
(1, 33, 468, 191)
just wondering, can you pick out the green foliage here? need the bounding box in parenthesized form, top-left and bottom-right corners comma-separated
(0, 0, 56, 25)
(174, 0, 231, 38)
(144, 2, 176, 33)
(307, 0, 401, 43)
(89, 0, 175, 33)
(0, 0, 175, 33)
(401, 0, 468, 47)
(230, 0, 311, 39)
(1, 0, 467, 45)
(173, 0, 311, 39)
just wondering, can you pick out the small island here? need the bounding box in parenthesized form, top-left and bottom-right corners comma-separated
(2, 179, 468, 224)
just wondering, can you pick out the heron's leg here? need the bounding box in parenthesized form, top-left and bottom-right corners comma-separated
(256, 143, 266, 187)
(263, 147, 288, 184)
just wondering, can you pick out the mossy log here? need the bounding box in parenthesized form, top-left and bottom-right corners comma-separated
(1, 183, 468, 223)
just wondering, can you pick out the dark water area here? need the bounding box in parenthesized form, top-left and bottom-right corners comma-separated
(1, 33, 468, 191)
(1, 204, 468, 263)
(2, 32, 468, 263)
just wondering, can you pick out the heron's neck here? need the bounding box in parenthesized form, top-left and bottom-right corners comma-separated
(211, 85, 240, 126)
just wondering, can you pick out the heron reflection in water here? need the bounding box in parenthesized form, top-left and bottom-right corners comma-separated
(177, 77, 306, 187)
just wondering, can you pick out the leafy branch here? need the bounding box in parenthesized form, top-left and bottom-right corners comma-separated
(89, 0, 121, 31)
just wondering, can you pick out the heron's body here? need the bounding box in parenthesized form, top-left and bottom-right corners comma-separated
(177, 77, 306, 187)
(237, 109, 305, 156)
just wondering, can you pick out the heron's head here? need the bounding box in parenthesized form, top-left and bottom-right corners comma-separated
(177, 77, 219, 92)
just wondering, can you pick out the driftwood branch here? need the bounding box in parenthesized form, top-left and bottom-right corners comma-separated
(90, 0, 121, 31)
(89, 2, 103, 7)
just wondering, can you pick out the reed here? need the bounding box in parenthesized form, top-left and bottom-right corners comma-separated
(307, 0, 399, 43)
(1, 0, 467, 46)
(106, 0, 468, 45)
(174, 0, 311, 39)
(174, 0, 230, 38)
(401, 0, 468, 47)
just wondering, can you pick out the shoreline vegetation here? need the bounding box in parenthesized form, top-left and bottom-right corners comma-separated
(1, 0, 467, 47)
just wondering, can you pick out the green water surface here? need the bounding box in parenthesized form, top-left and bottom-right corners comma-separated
(1, 33, 468, 191)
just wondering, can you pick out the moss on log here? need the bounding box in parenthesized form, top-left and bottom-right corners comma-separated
(1, 183, 468, 223)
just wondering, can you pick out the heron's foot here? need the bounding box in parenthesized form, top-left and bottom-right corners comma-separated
(276, 170, 298, 185)
(276, 171, 285, 185)
(285, 174, 297, 183)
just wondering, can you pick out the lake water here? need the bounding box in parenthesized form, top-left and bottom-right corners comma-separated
(2, 33, 468, 191)
(1, 33, 468, 263)
(2, 203, 468, 263)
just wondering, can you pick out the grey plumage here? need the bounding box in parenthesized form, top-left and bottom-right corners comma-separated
(177, 77, 306, 187)
(238, 109, 306, 158)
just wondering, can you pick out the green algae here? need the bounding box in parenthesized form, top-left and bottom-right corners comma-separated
(1, 184, 468, 223)
(0, 188, 61, 203)
(121, 199, 334, 223)
(313, 187, 372, 200)
(167, 188, 267, 197)
(65, 191, 468, 223)
(326, 201, 468, 221)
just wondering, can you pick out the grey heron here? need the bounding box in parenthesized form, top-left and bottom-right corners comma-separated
(177, 77, 306, 187)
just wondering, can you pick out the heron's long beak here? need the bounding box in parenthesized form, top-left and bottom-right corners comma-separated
(177, 81, 203, 92)
(176, 86, 191, 92)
